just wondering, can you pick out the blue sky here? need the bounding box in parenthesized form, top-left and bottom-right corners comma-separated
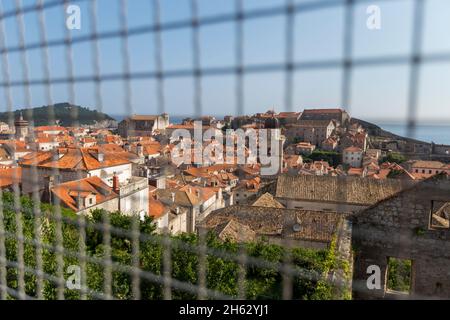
(0, 0, 450, 122)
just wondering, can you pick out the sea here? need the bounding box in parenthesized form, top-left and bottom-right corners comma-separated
(374, 122, 450, 145)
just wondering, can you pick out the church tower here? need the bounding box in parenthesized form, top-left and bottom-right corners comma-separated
(14, 112, 29, 141)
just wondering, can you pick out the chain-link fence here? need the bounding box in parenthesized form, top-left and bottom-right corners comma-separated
(0, 0, 447, 300)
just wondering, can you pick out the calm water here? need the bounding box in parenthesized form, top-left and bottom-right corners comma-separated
(377, 123, 450, 145)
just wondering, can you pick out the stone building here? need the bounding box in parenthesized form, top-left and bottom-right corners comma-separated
(342, 146, 363, 168)
(0, 121, 10, 132)
(51, 175, 149, 218)
(118, 114, 169, 138)
(352, 174, 450, 299)
(51, 176, 119, 215)
(19, 146, 138, 197)
(403, 160, 450, 179)
(198, 204, 344, 249)
(274, 174, 411, 214)
(284, 120, 335, 146)
(300, 108, 350, 126)
(156, 188, 201, 233)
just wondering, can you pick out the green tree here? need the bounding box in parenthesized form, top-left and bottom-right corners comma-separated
(382, 152, 406, 164)
(0, 192, 341, 300)
(303, 150, 341, 167)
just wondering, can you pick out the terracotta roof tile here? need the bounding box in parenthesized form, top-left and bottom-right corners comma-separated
(34, 126, 67, 132)
(148, 197, 168, 219)
(0, 167, 21, 188)
(20, 146, 133, 170)
(51, 176, 117, 211)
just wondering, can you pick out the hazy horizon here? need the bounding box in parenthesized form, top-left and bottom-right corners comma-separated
(6, 102, 450, 126)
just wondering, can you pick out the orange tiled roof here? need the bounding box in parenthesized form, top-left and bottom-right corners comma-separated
(180, 184, 216, 202)
(377, 168, 391, 179)
(0, 167, 22, 188)
(34, 126, 67, 132)
(20, 146, 132, 170)
(99, 144, 125, 153)
(2, 140, 30, 153)
(36, 137, 59, 144)
(148, 196, 168, 219)
(82, 137, 96, 143)
(348, 167, 363, 176)
(51, 176, 117, 211)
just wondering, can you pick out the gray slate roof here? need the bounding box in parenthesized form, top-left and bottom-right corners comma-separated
(200, 205, 343, 243)
(275, 174, 408, 206)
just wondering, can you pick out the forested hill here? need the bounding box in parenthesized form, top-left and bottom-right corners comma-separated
(0, 102, 115, 127)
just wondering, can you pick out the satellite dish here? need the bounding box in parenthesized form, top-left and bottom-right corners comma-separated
(292, 223, 301, 232)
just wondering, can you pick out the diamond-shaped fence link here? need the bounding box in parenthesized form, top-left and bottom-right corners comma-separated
(0, 0, 443, 300)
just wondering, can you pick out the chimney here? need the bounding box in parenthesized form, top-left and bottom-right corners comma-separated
(97, 151, 104, 162)
(171, 192, 175, 203)
(124, 143, 131, 152)
(113, 173, 120, 193)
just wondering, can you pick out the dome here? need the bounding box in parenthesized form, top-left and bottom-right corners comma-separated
(14, 112, 28, 127)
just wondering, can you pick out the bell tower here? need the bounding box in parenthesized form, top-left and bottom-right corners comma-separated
(14, 112, 29, 141)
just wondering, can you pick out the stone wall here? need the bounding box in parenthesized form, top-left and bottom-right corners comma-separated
(331, 219, 353, 299)
(352, 177, 450, 299)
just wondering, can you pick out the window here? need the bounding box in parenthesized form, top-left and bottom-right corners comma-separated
(89, 198, 93, 205)
(386, 257, 412, 294)
(430, 201, 450, 229)
(429, 170, 432, 174)
(422, 169, 425, 173)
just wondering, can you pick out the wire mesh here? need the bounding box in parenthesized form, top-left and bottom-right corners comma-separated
(0, 0, 444, 300)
